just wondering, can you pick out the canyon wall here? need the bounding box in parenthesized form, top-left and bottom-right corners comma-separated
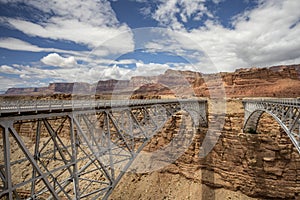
(110, 99, 300, 199)
(2, 64, 300, 199)
(1, 99, 299, 199)
(4, 64, 300, 98)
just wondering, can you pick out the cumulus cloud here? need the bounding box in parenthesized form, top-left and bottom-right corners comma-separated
(0, 73, 53, 93)
(1, 59, 194, 92)
(1, 0, 300, 92)
(41, 53, 77, 67)
(0, 75, 28, 92)
(145, 0, 300, 71)
(1, 63, 80, 83)
(152, 0, 212, 30)
(131, 62, 170, 77)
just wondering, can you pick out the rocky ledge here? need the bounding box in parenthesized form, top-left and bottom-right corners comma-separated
(111, 99, 300, 199)
(4, 64, 300, 98)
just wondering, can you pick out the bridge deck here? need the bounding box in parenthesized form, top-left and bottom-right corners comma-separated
(0, 98, 208, 199)
(0, 99, 207, 116)
(243, 98, 300, 106)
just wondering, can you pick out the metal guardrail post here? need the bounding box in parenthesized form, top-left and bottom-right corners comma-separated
(17, 100, 20, 114)
(35, 100, 37, 113)
(0, 99, 207, 115)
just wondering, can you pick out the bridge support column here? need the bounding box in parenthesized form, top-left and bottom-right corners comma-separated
(0, 99, 207, 199)
(0, 120, 61, 199)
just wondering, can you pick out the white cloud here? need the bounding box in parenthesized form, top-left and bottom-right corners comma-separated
(132, 62, 170, 77)
(0, 75, 26, 93)
(230, 0, 300, 66)
(1, 0, 300, 92)
(0, 37, 44, 52)
(145, 0, 300, 71)
(0, 62, 129, 88)
(41, 53, 77, 68)
(0, 73, 52, 93)
(4, 18, 134, 54)
(152, 0, 211, 30)
(1, 0, 119, 26)
(0, 59, 196, 92)
(0, 37, 90, 57)
(211, 0, 225, 4)
(1, 0, 134, 55)
(0, 65, 19, 74)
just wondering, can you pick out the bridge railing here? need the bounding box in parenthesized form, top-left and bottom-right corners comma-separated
(242, 97, 300, 154)
(0, 99, 206, 115)
(243, 98, 300, 107)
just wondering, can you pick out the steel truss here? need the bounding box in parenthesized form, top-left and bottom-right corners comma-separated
(243, 98, 300, 153)
(0, 99, 207, 199)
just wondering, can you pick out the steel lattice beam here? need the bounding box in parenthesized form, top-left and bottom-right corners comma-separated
(243, 98, 300, 153)
(0, 99, 207, 199)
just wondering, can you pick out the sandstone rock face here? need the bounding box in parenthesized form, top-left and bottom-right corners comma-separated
(219, 65, 300, 97)
(5, 87, 50, 95)
(111, 99, 300, 200)
(1, 99, 300, 199)
(132, 83, 173, 96)
(96, 79, 130, 93)
(5, 64, 300, 98)
(2, 64, 300, 199)
(48, 83, 74, 93)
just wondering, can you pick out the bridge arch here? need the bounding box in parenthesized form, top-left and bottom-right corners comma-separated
(244, 109, 282, 133)
(243, 99, 300, 153)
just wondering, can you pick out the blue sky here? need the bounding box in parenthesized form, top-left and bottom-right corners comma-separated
(0, 0, 299, 92)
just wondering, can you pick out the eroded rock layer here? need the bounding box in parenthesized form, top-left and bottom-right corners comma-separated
(4, 64, 300, 98)
(110, 99, 300, 200)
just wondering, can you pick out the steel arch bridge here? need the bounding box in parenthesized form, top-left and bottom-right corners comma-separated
(243, 98, 300, 153)
(0, 99, 207, 200)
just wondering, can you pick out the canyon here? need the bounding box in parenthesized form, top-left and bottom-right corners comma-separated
(1, 64, 300, 199)
(1, 99, 299, 199)
(109, 99, 300, 200)
(4, 64, 300, 98)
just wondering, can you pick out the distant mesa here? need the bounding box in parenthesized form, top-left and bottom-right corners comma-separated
(3, 64, 300, 98)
